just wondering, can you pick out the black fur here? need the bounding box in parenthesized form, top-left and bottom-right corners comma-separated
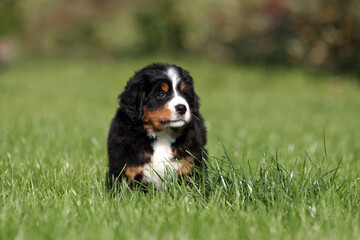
(107, 63, 207, 188)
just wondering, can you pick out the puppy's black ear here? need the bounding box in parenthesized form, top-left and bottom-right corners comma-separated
(192, 91, 200, 116)
(118, 74, 146, 121)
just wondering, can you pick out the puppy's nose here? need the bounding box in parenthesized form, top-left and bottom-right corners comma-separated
(175, 104, 187, 116)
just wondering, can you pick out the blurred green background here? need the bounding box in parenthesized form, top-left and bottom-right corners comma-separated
(1, 0, 360, 74)
(1, 2, 360, 239)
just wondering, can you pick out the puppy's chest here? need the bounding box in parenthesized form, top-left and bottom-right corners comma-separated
(142, 133, 180, 187)
(151, 134, 175, 163)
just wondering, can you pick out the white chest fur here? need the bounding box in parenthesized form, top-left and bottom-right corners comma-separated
(142, 131, 180, 188)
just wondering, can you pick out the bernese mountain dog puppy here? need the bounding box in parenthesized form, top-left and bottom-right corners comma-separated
(107, 63, 207, 189)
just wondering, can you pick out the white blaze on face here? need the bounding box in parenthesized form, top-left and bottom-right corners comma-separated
(165, 67, 191, 128)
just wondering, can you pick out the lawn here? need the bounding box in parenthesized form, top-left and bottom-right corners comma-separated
(0, 58, 359, 240)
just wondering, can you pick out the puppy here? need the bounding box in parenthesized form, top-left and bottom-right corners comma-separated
(107, 63, 207, 189)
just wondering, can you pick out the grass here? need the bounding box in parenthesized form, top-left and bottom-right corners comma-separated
(1, 58, 360, 240)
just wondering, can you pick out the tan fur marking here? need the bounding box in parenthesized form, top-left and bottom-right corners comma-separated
(176, 156, 194, 176)
(144, 152, 153, 159)
(124, 165, 144, 179)
(142, 104, 172, 132)
(161, 82, 169, 92)
(173, 149, 178, 157)
(180, 82, 185, 92)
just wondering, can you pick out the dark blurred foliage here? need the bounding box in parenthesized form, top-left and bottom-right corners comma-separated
(0, 0, 359, 74)
(0, 0, 23, 35)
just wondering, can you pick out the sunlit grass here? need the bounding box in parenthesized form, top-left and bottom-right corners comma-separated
(0, 59, 359, 239)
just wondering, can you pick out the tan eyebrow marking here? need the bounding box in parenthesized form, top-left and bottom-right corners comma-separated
(161, 82, 169, 92)
(180, 82, 185, 92)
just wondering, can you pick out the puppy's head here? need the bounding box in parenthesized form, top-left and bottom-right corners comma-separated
(119, 63, 199, 133)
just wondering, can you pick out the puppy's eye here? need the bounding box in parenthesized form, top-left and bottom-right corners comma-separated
(157, 92, 166, 98)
